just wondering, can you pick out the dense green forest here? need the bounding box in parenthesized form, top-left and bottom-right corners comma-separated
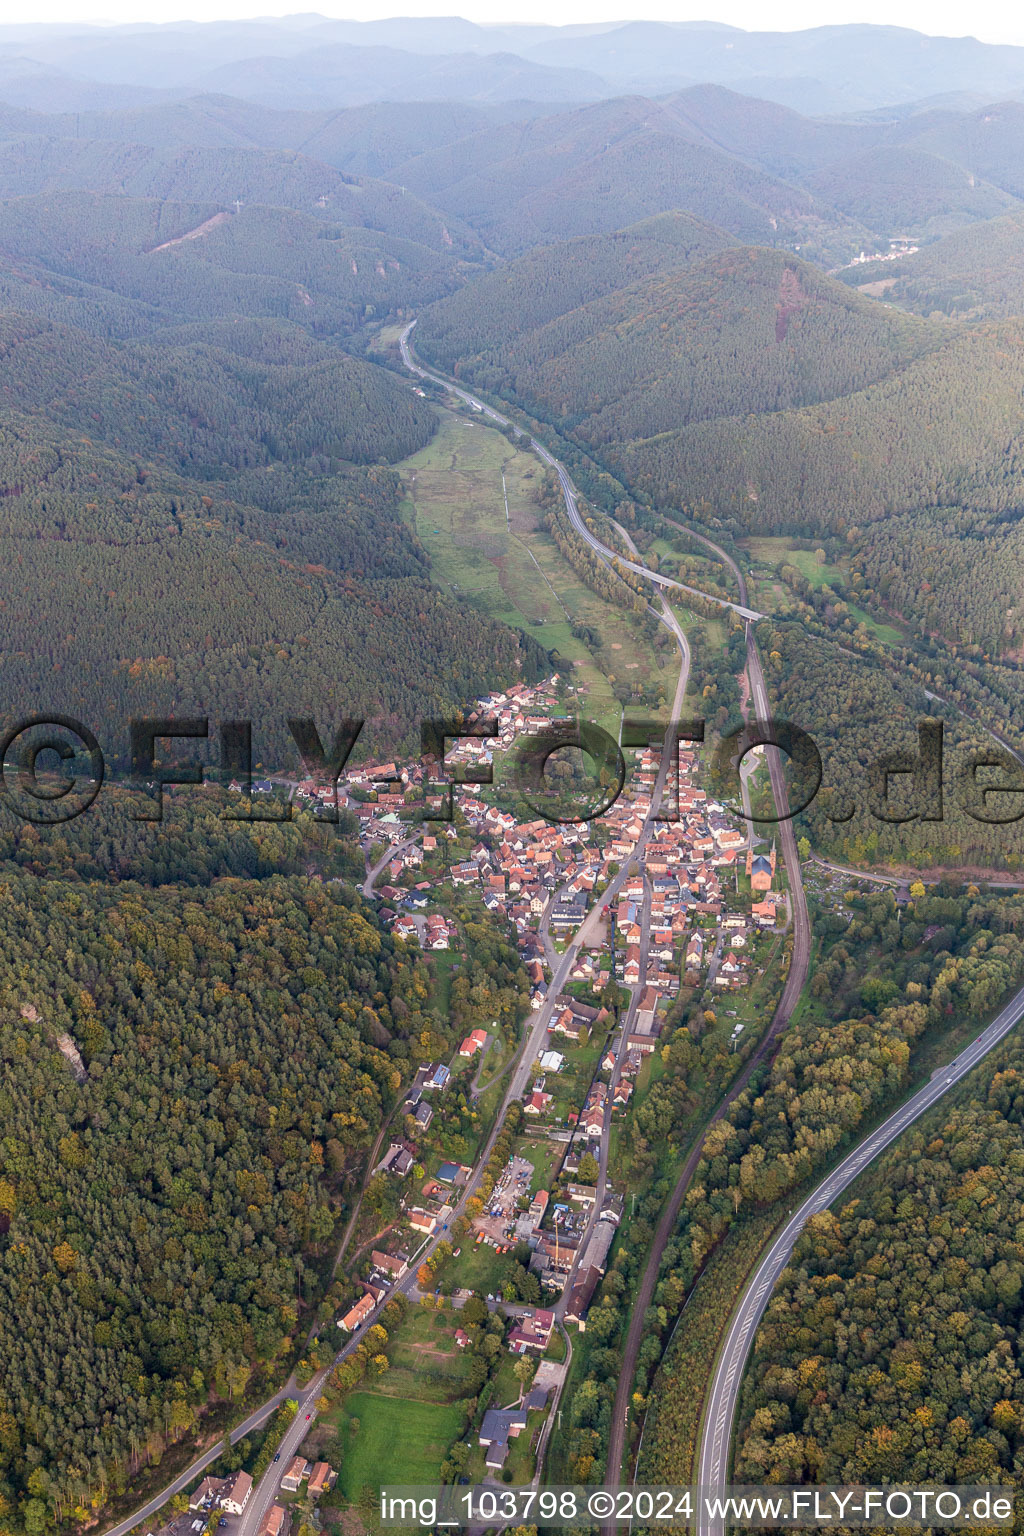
(0, 402, 538, 764)
(0, 139, 479, 257)
(0, 191, 466, 339)
(0, 185, 553, 766)
(603, 315, 1024, 538)
(390, 96, 869, 264)
(419, 245, 940, 446)
(803, 145, 1018, 240)
(0, 97, 505, 178)
(0, 310, 434, 471)
(755, 618, 1024, 871)
(417, 211, 735, 363)
(689, 888, 1024, 1244)
(733, 995, 1024, 1493)
(0, 793, 528, 1531)
(0, 865, 414, 1528)
(887, 101, 1024, 203)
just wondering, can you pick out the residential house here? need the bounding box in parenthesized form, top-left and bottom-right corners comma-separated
(338, 1293, 375, 1332)
(413, 1101, 433, 1132)
(280, 1458, 308, 1494)
(507, 1308, 555, 1354)
(222, 1472, 253, 1515)
(479, 1405, 528, 1468)
(378, 1142, 414, 1177)
(308, 1463, 336, 1498)
(259, 1506, 289, 1536)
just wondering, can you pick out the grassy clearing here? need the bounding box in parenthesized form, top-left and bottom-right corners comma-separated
(434, 1235, 509, 1296)
(377, 1310, 478, 1402)
(314, 1309, 472, 1528)
(846, 602, 904, 646)
(396, 413, 678, 736)
(741, 537, 904, 646)
(743, 536, 843, 588)
(335, 1392, 463, 1499)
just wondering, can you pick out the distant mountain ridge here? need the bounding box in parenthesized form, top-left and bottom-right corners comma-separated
(5, 17, 1024, 114)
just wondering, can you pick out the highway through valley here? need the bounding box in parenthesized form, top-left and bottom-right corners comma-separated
(695, 973, 1024, 1536)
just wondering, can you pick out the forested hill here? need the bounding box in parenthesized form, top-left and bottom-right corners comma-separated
(0, 399, 536, 765)
(607, 316, 1024, 536)
(0, 137, 481, 258)
(0, 96, 526, 177)
(415, 211, 737, 363)
(418, 243, 942, 445)
(0, 872, 407, 1517)
(0, 185, 544, 764)
(803, 145, 1019, 243)
(0, 791, 533, 1531)
(12, 84, 1024, 259)
(0, 190, 467, 340)
(0, 309, 434, 471)
(389, 95, 870, 265)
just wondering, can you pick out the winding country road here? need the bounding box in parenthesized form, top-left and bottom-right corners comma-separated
(398, 322, 762, 627)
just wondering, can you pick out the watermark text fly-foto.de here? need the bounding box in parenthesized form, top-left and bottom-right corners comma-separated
(378, 1484, 1015, 1527)
(1, 710, 1023, 831)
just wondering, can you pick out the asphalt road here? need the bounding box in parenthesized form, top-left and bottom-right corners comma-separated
(361, 835, 418, 898)
(695, 973, 1024, 1536)
(558, 588, 692, 1314)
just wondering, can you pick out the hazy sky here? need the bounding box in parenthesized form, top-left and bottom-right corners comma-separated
(28, 1, 1024, 47)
